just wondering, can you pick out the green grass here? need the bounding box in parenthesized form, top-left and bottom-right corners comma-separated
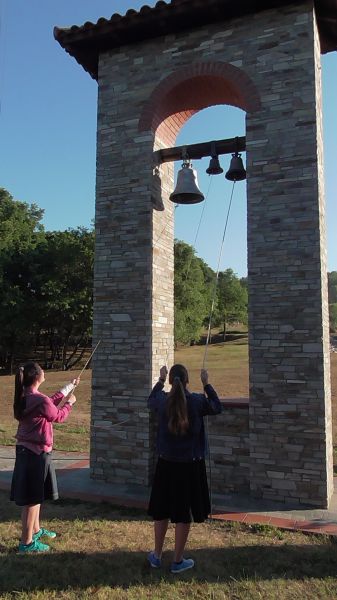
(1, 491, 337, 599)
(1, 337, 337, 598)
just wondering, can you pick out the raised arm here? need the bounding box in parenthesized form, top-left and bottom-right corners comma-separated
(200, 369, 222, 416)
(50, 378, 80, 406)
(40, 393, 76, 423)
(148, 366, 167, 410)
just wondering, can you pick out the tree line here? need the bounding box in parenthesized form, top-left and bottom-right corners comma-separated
(0, 189, 93, 373)
(174, 240, 247, 345)
(1, 188, 336, 372)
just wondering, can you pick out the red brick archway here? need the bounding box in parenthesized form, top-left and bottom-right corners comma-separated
(139, 61, 261, 146)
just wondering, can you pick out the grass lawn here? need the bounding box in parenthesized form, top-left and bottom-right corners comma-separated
(1, 490, 337, 599)
(1, 338, 337, 597)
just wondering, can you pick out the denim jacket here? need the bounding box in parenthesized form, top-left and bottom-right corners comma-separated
(148, 381, 222, 462)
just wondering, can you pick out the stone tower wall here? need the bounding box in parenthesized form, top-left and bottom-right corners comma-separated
(90, 2, 332, 506)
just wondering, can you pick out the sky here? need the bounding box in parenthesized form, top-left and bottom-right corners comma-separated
(0, 0, 336, 278)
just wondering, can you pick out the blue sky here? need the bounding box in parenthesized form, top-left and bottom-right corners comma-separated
(0, 0, 336, 277)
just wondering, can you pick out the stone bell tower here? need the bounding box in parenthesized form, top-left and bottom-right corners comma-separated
(55, 0, 337, 507)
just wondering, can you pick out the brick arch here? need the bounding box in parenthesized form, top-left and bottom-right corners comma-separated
(139, 61, 261, 146)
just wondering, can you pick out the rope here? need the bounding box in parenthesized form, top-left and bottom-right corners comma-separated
(153, 204, 179, 249)
(182, 175, 213, 284)
(203, 180, 236, 369)
(0, 456, 85, 461)
(156, 176, 213, 369)
(0, 417, 136, 460)
(201, 180, 236, 518)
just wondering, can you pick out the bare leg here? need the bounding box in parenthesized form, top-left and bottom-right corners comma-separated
(174, 523, 191, 563)
(33, 504, 41, 535)
(154, 519, 169, 558)
(21, 505, 39, 545)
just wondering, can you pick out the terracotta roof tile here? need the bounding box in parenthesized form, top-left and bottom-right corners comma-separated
(54, 0, 337, 80)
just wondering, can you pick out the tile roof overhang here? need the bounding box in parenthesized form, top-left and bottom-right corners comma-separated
(54, 0, 337, 80)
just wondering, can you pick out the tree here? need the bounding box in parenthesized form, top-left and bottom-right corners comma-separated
(216, 269, 248, 341)
(0, 188, 44, 256)
(0, 189, 45, 372)
(0, 190, 94, 371)
(32, 228, 94, 369)
(174, 241, 212, 345)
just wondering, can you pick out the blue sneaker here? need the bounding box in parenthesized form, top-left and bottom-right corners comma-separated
(33, 528, 57, 541)
(18, 539, 50, 553)
(148, 551, 161, 568)
(170, 558, 194, 573)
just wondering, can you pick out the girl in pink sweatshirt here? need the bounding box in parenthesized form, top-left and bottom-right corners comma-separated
(10, 361, 79, 553)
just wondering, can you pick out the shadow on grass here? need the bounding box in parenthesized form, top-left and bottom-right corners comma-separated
(0, 498, 148, 525)
(1, 543, 337, 592)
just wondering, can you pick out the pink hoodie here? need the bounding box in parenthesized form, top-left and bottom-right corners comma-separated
(16, 387, 73, 455)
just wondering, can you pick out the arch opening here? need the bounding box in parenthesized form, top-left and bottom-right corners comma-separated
(173, 104, 248, 400)
(139, 61, 260, 146)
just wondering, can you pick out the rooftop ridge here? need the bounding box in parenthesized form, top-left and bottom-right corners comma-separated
(54, 0, 337, 80)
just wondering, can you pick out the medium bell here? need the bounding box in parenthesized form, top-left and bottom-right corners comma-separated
(206, 156, 223, 175)
(225, 152, 246, 181)
(169, 161, 205, 204)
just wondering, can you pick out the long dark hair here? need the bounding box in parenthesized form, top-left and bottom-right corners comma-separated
(166, 364, 189, 435)
(13, 362, 43, 420)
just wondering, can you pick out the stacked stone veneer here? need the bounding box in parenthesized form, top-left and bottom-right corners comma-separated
(209, 402, 250, 495)
(91, 2, 332, 506)
(246, 6, 332, 506)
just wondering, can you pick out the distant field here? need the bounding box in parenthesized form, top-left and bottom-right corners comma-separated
(1, 336, 337, 458)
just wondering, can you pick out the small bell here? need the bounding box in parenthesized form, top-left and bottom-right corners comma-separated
(206, 156, 223, 175)
(169, 160, 205, 205)
(206, 142, 223, 175)
(225, 152, 246, 181)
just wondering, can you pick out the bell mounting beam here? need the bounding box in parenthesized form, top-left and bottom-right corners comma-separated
(153, 135, 246, 165)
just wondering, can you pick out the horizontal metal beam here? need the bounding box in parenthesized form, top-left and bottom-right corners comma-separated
(153, 136, 246, 165)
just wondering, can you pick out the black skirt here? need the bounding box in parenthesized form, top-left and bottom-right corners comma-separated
(10, 445, 59, 506)
(148, 457, 210, 523)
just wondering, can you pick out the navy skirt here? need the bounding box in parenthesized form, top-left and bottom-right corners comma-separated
(148, 457, 210, 523)
(10, 445, 59, 506)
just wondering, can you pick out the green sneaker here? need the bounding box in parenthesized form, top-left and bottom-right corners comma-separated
(33, 528, 57, 541)
(18, 539, 50, 553)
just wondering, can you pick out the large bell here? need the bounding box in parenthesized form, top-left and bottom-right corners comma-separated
(225, 152, 246, 181)
(169, 161, 205, 204)
(206, 156, 223, 175)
